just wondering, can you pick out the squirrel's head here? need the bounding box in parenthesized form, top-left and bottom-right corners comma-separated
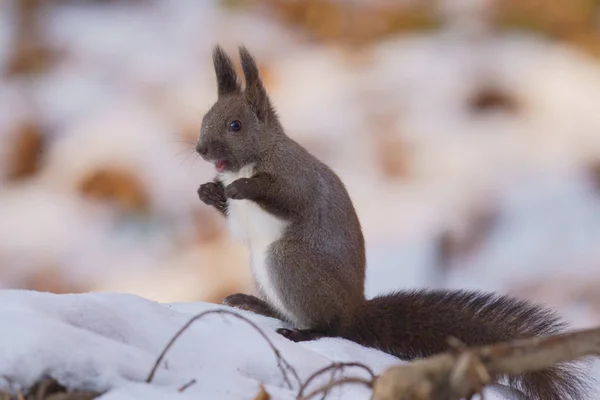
(196, 45, 281, 173)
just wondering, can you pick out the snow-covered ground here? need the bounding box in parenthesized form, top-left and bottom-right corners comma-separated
(0, 289, 527, 400)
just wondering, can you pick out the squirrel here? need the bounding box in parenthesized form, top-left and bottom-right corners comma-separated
(195, 45, 590, 400)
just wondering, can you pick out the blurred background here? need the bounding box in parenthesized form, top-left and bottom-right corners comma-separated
(1, 0, 600, 330)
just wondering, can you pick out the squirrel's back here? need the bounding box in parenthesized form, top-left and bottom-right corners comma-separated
(342, 289, 590, 400)
(267, 135, 367, 289)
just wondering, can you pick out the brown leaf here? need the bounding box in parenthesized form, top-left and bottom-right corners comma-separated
(492, 0, 598, 36)
(22, 377, 102, 400)
(5, 121, 45, 181)
(5, 0, 61, 77)
(490, 0, 600, 57)
(254, 0, 442, 47)
(253, 385, 270, 400)
(468, 86, 521, 115)
(77, 167, 149, 214)
(376, 136, 413, 180)
(18, 265, 87, 295)
(368, 112, 413, 180)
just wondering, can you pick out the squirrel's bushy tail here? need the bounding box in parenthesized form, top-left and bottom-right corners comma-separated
(341, 289, 590, 400)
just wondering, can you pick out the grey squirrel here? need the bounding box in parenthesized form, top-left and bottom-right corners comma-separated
(196, 45, 590, 399)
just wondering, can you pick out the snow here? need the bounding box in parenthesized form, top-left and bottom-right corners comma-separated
(0, 289, 521, 400)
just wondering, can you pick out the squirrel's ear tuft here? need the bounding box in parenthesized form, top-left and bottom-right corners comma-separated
(213, 45, 241, 97)
(239, 45, 274, 122)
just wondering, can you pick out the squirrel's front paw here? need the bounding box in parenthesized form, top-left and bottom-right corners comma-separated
(198, 182, 226, 209)
(224, 178, 252, 200)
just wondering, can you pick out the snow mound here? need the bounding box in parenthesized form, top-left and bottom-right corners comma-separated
(0, 290, 518, 399)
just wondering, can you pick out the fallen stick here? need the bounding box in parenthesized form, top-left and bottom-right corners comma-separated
(371, 326, 600, 400)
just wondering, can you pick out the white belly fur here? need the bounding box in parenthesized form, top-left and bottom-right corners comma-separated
(219, 165, 292, 321)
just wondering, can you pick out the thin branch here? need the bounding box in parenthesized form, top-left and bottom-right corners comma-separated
(296, 362, 375, 399)
(146, 309, 301, 389)
(372, 326, 600, 400)
(300, 377, 374, 400)
(319, 367, 339, 400)
(479, 326, 600, 375)
(177, 379, 196, 393)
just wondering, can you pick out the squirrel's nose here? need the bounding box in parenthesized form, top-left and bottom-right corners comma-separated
(196, 143, 208, 156)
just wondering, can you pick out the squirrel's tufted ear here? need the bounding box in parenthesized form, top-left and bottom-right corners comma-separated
(239, 45, 275, 123)
(213, 45, 241, 97)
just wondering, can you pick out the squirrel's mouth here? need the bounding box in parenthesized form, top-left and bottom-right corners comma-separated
(215, 159, 226, 173)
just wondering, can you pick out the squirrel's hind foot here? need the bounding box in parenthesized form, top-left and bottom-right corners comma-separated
(276, 328, 325, 342)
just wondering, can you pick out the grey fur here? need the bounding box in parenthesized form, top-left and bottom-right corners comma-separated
(196, 45, 592, 400)
(213, 45, 241, 97)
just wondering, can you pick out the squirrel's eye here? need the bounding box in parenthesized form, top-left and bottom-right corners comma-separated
(229, 120, 242, 132)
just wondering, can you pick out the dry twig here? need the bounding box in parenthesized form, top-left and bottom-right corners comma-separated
(301, 377, 374, 400)
(297, 362, 376, 399)
(298, 326, 600, 400)
(177, 379, 196, 393)
(372, 326, 600, 400)
(319, 367, 340, 400)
